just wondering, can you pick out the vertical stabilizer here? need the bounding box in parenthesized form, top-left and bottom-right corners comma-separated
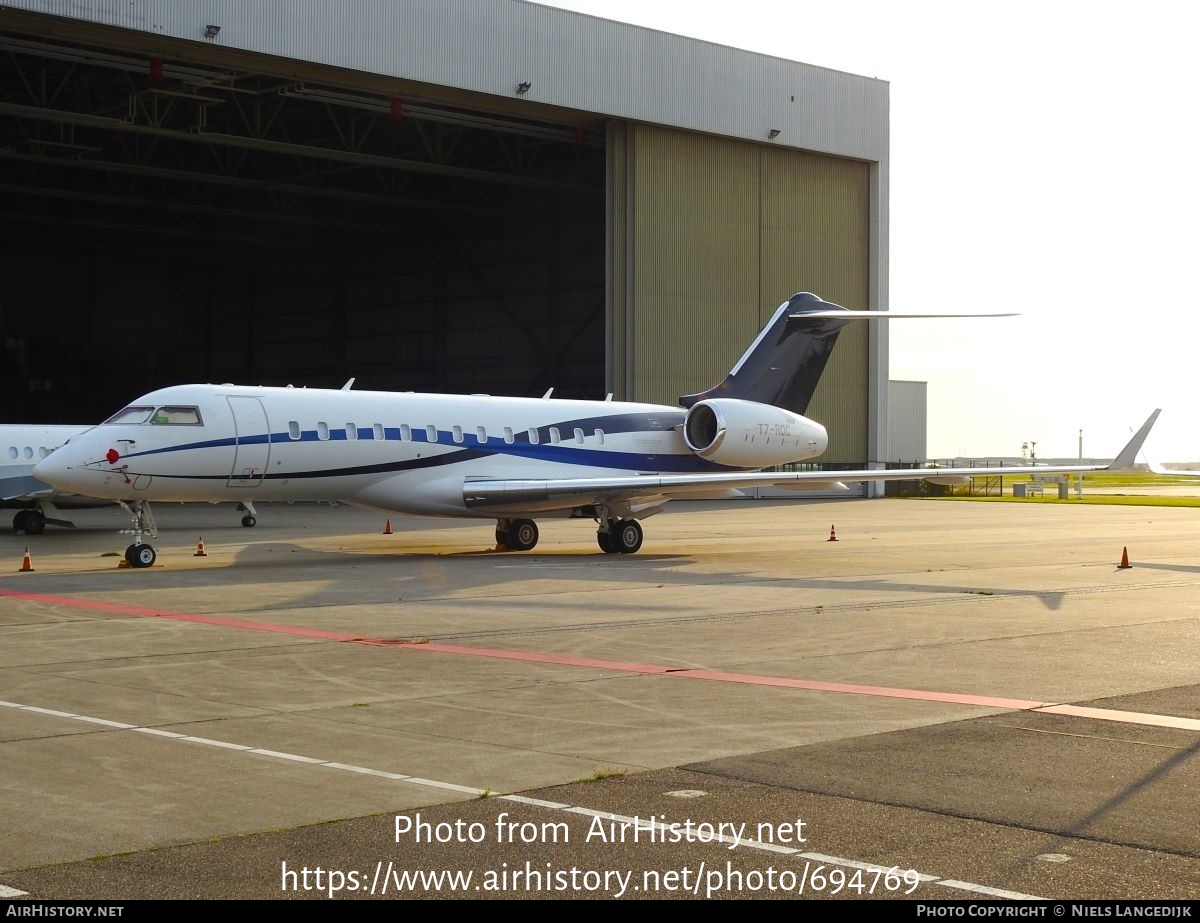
(679, 292, 855, 415)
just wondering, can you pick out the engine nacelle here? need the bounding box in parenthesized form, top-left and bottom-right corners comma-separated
(683, 399, 828, 468)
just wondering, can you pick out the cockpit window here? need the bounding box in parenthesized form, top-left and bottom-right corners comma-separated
(151, 406, 202, 425)
(102, 405, 202, 425)
(103, 406, 156, 424)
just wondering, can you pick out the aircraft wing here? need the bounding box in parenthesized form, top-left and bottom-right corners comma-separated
(465, 410, 1161, 514)
(1, 474, 56, 502)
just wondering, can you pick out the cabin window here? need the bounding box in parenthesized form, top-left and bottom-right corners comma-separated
(549, 427, 561, 444)
(400, 424, 412, 442)
(346, 423, 357, 440)
(528, 427, 540, 445)
(6, 447, 16, 459)
(425, 425, 437, 443)
(574, 427, 585, 444)
(288, 421, 301, 440)
(452, 425, 464, 444)
(23, 446, 33, 459)
(39, 446, 51, 458)
(103, 405, 155, 425)
(594, 428, 605, 445)
(373, 423, 384, 440)
(317, 422, 330, 441)
(476, 426, 487, 444)
(503, 426, 514, 445)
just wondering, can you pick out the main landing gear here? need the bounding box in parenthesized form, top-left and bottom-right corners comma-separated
(492, 516, 645, 554)
(596, 518, 643, 554)
(118, 499, 159, 569)
(13, 508, 46, 536)
(496, 518, 539, 552)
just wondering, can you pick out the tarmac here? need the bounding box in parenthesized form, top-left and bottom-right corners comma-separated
(1, 492, 1198, 901)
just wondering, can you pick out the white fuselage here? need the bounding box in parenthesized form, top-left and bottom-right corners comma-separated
(32, 383, 829, 520)
(1, 424, 96, 505)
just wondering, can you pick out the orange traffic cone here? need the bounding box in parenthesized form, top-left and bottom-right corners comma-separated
(383, 519, 393, 535)
(19, 546, 34, 572)
(828, 524, 838, 542)
(1118, 546, 1132, 569)
(194, 536, 207, 557)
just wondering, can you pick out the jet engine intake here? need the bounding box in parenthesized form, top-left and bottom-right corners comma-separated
(682, 398, 828, 468)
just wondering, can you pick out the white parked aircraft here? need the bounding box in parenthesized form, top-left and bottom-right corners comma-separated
(32, 292, 1161, 567)
(2, 423, 264, 534)
(1, 424, 100, 534)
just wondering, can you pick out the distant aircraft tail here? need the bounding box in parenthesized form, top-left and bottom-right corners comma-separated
(679, 292, 853, 415)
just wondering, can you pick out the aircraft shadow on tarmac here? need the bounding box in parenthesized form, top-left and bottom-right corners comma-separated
(6, 532, 1070, 617)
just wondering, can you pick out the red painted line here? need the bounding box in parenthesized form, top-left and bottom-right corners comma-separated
(361, 638, 672, 674)
(666, 669, 1052, 710)
(0, 587, 366, 642)
(2, 586, 1169, 718)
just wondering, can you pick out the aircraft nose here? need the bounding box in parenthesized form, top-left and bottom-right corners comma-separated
(32, 451, 68, 485)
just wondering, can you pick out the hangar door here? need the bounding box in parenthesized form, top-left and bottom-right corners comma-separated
(608, 123, 871, 465)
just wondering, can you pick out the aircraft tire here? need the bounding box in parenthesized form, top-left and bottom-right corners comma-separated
(14, 509, 45, 535)
(597, 528, 620, 554)
(506, 519, 539, 552)
(614, 519, 643, 554)
(125, 543, 157, 568)
(241, 515, 257, 527)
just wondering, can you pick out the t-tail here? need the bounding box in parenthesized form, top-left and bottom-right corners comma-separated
(679, 292, 1018, 414)
(679, 292, 855, 415)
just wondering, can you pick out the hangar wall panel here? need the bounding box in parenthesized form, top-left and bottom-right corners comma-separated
(887, 380, 928, 463)
(613, 124, 871, 463)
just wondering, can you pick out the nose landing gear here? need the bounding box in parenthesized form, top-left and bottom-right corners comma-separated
(118, 500, 159, 569)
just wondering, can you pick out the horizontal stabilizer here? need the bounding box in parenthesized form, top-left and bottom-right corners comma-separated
(791, 310, 1018, 319)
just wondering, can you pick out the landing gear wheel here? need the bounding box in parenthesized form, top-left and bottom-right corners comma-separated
(14, 509, 45, 535)
(241, 515, 257, 528)
(597, 529, 620, 554)
(613, 519, 643, 554)
(495, 525, 508, 549)
(504, 519, 539, 552)
(125, 543, 157, 568)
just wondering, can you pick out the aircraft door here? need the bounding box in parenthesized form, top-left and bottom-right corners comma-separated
(227, 396, 270, 488)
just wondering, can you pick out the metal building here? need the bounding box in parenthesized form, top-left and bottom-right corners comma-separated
(0, 1, 889, 470)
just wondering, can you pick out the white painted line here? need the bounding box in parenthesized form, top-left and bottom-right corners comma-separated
(739, 839, 798, 855)
(402, 776, 488, 795)
(180, 736, 253, 750)
(1, 697, 1046, 899)
(324, 763, 410, 780)
(249, 748, 325, 764)
(1036, 704, 1200, 731)
(21, 706, 78, 719)
(499, 794, 572, 809)
(73, 716, 138, 729)
(800, 851, 938, 881)
(937, 879, 1046, 900)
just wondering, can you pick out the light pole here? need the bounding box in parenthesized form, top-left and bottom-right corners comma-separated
(1077, 429, 1083, 498)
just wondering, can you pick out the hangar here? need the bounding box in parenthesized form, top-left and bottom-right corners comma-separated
(0, 0, 889, 472)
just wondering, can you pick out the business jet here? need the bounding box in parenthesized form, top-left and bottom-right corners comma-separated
(2, 424, 101, 534)
(3, 423, 264, 534)
(32, 291, 1161, 567)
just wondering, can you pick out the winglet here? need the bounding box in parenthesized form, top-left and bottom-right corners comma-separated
(1105, 409, 1161, 470)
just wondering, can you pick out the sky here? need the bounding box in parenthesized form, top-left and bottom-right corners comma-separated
(535, 0, 1200, 462)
